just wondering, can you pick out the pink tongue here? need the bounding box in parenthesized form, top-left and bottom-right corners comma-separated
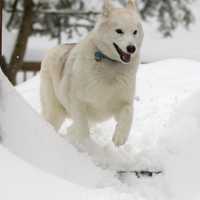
(121, 53, 131, 63)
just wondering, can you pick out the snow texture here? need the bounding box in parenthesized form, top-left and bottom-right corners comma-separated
(1, 59, 200, 199)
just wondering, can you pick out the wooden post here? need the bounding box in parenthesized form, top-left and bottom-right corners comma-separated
(8, 0, 34, 85)
(0, 1, 8, 75)
(0, 0, 2, 57)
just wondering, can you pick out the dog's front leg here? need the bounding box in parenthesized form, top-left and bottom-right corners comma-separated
(67, 100, 90, 143)
(113, 104, 133, 146)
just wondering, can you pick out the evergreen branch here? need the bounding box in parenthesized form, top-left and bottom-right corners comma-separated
(5, 8, 100, 16)
(6, 0, 19, 30)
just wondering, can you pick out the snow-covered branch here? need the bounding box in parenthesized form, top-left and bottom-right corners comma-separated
(5, 9, 100, 16)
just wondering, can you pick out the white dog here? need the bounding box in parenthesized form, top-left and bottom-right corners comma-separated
(40, 0, 144, 147)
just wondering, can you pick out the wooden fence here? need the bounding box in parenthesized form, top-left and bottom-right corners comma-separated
(18, 61, 41, 83)
(0, 56, 41, 84)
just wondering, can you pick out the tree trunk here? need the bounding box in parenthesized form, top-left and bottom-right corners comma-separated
(0, 0, 2, 57)
(8, 0, 33, 85)
(0, 0, 5, 74)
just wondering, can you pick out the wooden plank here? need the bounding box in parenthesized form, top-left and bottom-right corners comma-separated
(0, 56, 7, 74)
(0, 2, 5, 75)
(0, 0, 2, 57)
(21, 62, 41, 71)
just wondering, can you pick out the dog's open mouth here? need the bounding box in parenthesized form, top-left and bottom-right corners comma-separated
(113, 43, 131, 63)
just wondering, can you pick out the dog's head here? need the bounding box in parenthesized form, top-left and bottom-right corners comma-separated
(94, 0, 144, 64)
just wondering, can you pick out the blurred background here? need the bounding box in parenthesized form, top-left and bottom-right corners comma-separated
(1, 0, 199, 85)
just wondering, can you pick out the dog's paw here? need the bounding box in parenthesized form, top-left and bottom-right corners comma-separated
(112, 133, 127, 146)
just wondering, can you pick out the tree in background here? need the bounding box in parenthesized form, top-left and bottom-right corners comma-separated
(3, 0, 195, 84)
(4, 0, 98, 84)
(137, 0, 194, 37)
(5, 0, 34, 84)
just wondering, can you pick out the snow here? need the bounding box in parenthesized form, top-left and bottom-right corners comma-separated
(0, 69, 119, 188)
(2, 0, 200, 198)
(0, 145, 93, 200)
(161, 91, 200, 200)
(1, 58, 200, 199)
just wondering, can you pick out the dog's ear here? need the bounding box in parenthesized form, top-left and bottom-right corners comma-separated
(102, 0, 113, 17)
(127, 0, 137, 10)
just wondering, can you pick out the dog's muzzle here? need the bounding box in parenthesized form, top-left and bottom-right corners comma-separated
(113, 43, 132, 63)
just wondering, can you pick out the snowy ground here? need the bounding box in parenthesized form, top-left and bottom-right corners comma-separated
(1, 59, 200, 200)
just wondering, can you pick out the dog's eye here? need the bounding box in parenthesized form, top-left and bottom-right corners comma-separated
(133, 30, 138, 35)
(116, 29, 124, 34)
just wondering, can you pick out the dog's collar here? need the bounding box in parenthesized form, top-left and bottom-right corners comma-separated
(95, 51, 118, 63)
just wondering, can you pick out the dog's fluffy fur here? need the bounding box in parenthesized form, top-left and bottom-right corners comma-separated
(40, 0, 144, 146)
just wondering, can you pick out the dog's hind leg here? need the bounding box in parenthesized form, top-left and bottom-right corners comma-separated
(40, 72, 67, 131)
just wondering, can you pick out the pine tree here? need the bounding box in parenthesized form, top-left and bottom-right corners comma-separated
(5, 0, 195, 39)
(5, 0, 98, 41)
(138, 0, 194, 37)
(4, 0, 98, 84)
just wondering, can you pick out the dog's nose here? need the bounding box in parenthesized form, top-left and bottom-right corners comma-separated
(127, 45, 136, 54)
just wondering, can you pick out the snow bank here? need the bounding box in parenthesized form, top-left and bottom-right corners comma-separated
(0, 66, 167, 200)
(1, 59, 200, 199)
(0, 69, 119, 188)
(0, 145, 97, 200)
(161, 91, 200, 200)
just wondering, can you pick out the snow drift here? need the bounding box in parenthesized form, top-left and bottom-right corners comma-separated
(1, 59, 200, 200)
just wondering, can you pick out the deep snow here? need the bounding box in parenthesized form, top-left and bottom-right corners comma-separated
(1, 59, 200, 199)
